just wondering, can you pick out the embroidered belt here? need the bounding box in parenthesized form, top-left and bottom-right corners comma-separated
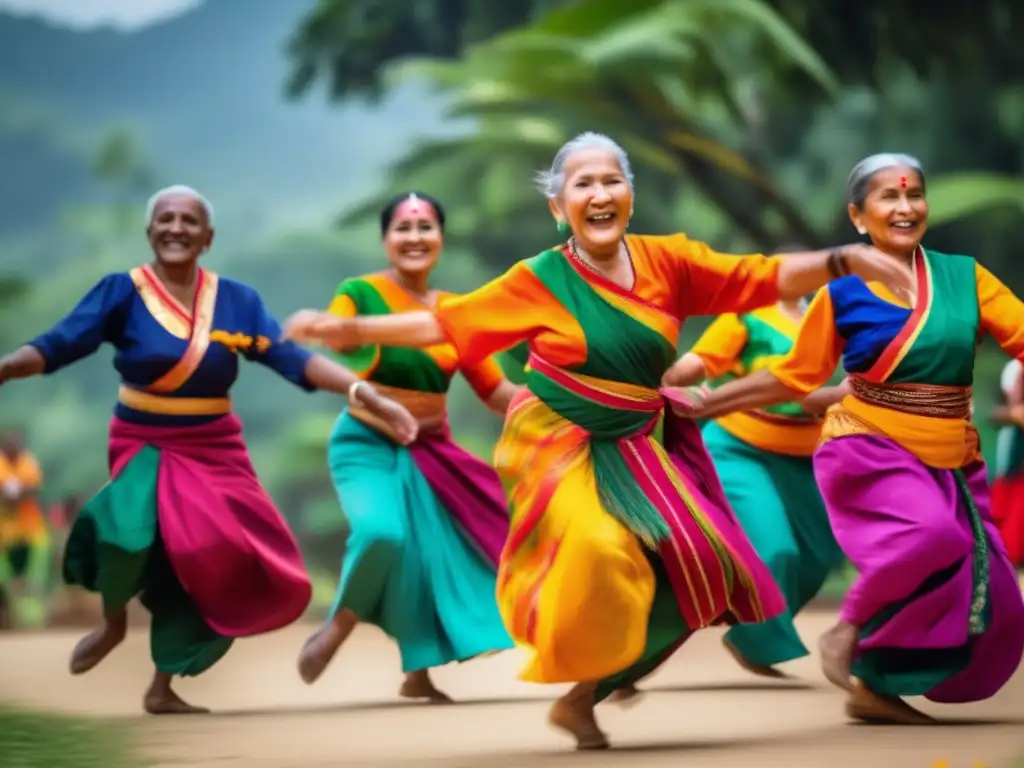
(849, 375, 971, 420)
(118, 385, 231, 416)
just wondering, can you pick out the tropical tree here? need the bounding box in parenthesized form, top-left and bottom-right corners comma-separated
(324, 0, 845, 252)
(286, 0, 1024, 103)
(308, 0, 1024, 260)
(285, 0, 573, 102)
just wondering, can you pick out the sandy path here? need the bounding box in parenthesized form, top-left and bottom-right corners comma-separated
(1, 610, 1022, 767)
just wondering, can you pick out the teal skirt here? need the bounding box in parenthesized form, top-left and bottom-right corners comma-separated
(327, 412, 513, 672)
(703, 421, 843, 667)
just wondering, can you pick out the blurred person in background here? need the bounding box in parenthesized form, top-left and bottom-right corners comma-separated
(0, 429, 50, 629)
(296, 191, 519, 701)
(662, 252, 847, 680)
(991, 358, 1024, 566)
(0, 185, 418, 714)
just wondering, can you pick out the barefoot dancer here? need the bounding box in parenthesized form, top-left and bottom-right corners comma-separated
(678, 154, 1024, 724)
(662, 292, 846, 678)
(297, 192, 518, 702)
(0, 185, 417, 714)
(282, 133, 913, 749)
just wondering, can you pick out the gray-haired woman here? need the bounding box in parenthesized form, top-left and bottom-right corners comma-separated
(0, 185, 418, 714)
(280, 133, 912, 749)
(674, 153, 1024, 724)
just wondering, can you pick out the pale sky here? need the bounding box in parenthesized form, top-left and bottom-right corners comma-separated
(0, 0, 203, 30)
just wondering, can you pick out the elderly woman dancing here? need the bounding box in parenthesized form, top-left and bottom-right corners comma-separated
(281, 133, 910, 749)
(677, 153, 1024, 723)
(0, 186, 417, 714)
(297, 191, 518, 702)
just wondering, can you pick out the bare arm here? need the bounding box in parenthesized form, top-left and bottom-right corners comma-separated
(302, 354, 418, 444)
(800, 379, 851, 416)
(484, 378, 521, 414)
(0, 345, 46, 385)
(689, 369, 803, 420)
(774, 245, 914, 302)
(684, 288, 843, 420)
(284, 309, 445, 349)
(662, 353, 707, 387)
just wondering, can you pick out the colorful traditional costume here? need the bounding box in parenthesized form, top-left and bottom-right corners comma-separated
(431, 235, 786, 698)
(690, 307, 843, 668)
(28, 265, 312, 675)
(0, 449, 50, 625)
(771, 249, 1024, 701)
(323, 272, 513, 671)
(992, 359, 1024, 566)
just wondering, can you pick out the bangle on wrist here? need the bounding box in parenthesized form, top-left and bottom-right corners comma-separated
(348, 380, 371, 405)
(826, 251, 849, 279)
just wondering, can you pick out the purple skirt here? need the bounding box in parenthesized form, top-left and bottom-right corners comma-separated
(814, 434, 1024, 702)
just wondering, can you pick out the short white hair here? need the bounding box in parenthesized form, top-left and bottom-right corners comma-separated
(846, 153, 925, 208)
(145, 185, 215, 227)
(534, 132, 635, 199)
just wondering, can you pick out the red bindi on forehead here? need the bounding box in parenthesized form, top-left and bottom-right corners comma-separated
(900, 175, 907, 188)
(393, 194, 437, 222)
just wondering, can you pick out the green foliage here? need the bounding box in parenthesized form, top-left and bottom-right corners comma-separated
(344, 0, 840, 251)
(6, 2, 1024, 585)
(926, 174, 1024, 228)
(285, 0, 571, 102)
(0, 706, 137, 767)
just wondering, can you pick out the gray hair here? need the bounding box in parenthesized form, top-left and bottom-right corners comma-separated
(846, 153, 926, 209)
(534, 132, 635, 198)
(145, 185, 215, 227)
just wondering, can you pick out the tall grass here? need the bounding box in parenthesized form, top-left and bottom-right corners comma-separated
(0, 705, 137, 767)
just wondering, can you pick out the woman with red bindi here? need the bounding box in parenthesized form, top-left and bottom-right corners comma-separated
(296, 191, 519, 702)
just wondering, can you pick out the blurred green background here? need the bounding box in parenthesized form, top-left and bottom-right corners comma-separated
(2, 0, 1023, 610)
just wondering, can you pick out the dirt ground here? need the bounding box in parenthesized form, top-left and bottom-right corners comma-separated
(1, 610, 1022, 767)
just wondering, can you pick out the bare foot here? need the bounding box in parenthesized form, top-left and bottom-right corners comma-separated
(297, 626, 339, 685)
(297, 611, 358, 685)
(845, 678, 935, 725)
(819, 621, 858, 691)
(723, 637, 791, 680)
(69, 615, 127, 675)
(606, 683, 645, 708)
(548, 683, 609, 750)
(143, 688, 210, 715)
(400, 670, 453, 703)
(143, 670, 210, 715)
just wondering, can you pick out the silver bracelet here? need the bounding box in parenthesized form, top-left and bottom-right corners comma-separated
(348, 380, 371, 405)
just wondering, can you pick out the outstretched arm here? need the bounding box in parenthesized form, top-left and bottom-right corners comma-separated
(663, 314, 748, 387)
(683, 288, 844, 420)
(461, 353, 520, 415)
(0, 274, 131, 386)
(675, 236, 914, 316)
(285, 262, 553, 367)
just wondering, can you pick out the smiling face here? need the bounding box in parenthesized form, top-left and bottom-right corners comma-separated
(848, 165, 928, 256)
(549, 147, 633, 258)
(146, 194, 214, 266)
(383, 196, 442, 277)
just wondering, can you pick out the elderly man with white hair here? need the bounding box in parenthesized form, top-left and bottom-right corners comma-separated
(0, 185, 419, 714)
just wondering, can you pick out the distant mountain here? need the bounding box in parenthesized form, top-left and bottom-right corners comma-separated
(0, 0, 447, 253)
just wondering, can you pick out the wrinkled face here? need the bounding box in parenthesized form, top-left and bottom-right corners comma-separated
(146, 194, 214, 266)
(549, 147, 633, 256)
(383, 197, 442, 276)
(848, 166, 928, 255)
